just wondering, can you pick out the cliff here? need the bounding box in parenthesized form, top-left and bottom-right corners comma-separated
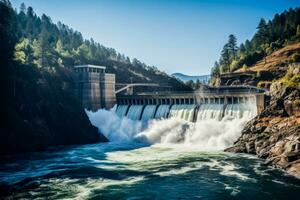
(226, 59, 300, 178)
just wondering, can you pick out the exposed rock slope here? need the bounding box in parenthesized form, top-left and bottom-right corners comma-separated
(226, 83, 300, 178)
(224, 43, 300, 178)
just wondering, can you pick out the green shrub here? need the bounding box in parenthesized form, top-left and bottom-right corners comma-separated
(293, 99, 300, 107)
(281, 73, 300, 87)
(290, 74, 300, 87)
(291, 53, 300, 63)
(242, 64, 248, 71)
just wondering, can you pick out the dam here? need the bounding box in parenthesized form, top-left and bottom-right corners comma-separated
(73, 65, 266, 120)
(116, 86, 265, 122)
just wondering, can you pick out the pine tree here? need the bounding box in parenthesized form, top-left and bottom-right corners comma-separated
(253, 18, 268, 49)
(238, 43, 246, 57)
(228, 34, 238, 61)
(297, 25, 300, 36)
(220, 43, 231, 73)
(14, 38, 33, 65)
(0, 0, 17, 62)
(211, 61, 220, 76)
(244, 40, 252, 52)
(126, 56, 131, 64)
(19, 2, 26, 13)
(32, 27, 55, 68)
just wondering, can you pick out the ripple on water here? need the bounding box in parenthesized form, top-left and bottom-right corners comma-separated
(1, 143, 300, 199)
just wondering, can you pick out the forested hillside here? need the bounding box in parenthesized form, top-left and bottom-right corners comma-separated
(12, 2, 188, 90)
(211, 7, 300, 77)
(0, 0, 107, 155)
(0, 0, 189, 154)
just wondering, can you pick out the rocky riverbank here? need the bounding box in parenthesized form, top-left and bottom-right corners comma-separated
(226, 83, 300, 178)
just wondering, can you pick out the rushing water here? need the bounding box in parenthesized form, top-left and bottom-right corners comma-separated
(1, 143, 300, 199)
(1, 104, 300, 199)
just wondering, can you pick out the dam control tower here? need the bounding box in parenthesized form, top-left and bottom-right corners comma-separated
(73, 65, 116, 111)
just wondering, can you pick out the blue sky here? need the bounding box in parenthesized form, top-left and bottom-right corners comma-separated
(11, 0, 300, 75)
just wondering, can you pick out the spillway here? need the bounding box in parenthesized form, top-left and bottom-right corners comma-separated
(115, 102, 257, 122)
(224, 103, 256, 119)
(169, 104, 196, 122)
(197, 104, 224, 121)
(141, 105, 157, 121)
(154, 105, 170, 119)
(126, 105, 144, 120)
(116, 105, 129, 117)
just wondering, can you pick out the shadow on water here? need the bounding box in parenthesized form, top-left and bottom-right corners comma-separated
(0, 142, 147, 197)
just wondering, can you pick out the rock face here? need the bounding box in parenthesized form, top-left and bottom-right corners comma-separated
(226, 83, 300, 178)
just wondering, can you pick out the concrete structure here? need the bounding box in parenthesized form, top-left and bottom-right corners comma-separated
(73, 65, 266, 113)
(115, 83, 160, 95)
(117, 86, 266, 114)
(73, 65, 116, 111)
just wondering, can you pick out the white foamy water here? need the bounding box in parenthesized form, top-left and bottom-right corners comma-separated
(86, 108, 143, 142)
(86, 102, 256, 150)
(3, 104, 299, 200)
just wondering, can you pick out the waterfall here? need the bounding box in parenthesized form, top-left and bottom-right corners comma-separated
(116, 105, 129, 117)
(115, 102, 257, 123)
(155, 105, 170, 119)
(87, 101, 258, 149)
(169, 104, 196, 122)
(141, 105, 157, 121)
(126, 105, 144, 120)
(196, 104, 224, 121)
(224, 103, 257, 119)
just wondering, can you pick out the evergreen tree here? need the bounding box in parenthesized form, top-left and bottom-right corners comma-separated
(211, 61, 220, 77)
(220, 43, 231, 73)
(212, 6, 300, 76)
(14, 38, 34, 65)
(244, 40, 252, 52)
(32, 27, 55, 68)
(238, 43, 246, 57)
(228, 34, 238, 61)
(253, 18, 268, 49)
(19, 2, 26, 13)
(297, 25, 300, 36)
(0, 0, 17, 63)
(126, 56, 131, 64)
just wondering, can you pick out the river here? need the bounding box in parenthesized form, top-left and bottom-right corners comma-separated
(1, 105, 300, 199)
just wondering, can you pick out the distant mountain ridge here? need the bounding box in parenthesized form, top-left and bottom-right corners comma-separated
(172, 73, 211, 84)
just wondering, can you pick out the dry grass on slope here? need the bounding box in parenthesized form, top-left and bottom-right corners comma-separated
(236, 42, 300, 73)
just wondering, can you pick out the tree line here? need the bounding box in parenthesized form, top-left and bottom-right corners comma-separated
(12, 2, 165, 75)
(1, 0, 190, 96)
(211, 7, 300, 77)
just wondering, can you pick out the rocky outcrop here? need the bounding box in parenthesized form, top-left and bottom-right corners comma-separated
(226, 116, 300, 178)
(226, 83, 300, 178)
(215, 71, 274, 87)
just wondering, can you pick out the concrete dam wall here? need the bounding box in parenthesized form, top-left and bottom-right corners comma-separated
(72, 65, 265, 117)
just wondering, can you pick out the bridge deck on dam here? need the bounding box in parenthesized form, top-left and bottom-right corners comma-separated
(116, 86, 266, 114)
